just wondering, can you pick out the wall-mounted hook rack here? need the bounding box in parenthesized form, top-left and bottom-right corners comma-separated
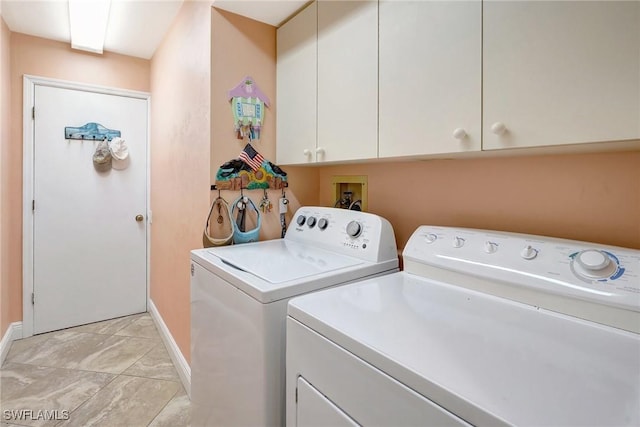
(65, 122, 121, 142)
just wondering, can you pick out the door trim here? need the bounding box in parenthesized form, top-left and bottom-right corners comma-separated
(22, 75, 151, 337)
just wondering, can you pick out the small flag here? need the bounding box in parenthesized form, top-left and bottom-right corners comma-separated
(239, 143, 264, 171)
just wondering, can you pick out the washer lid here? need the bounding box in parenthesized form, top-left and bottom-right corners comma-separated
(288, 273, 640, 426)
(209, 240, 364, 284)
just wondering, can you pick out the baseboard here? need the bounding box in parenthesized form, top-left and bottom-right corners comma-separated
(0, 322, 23, 366)
(148, 300, 191, 398)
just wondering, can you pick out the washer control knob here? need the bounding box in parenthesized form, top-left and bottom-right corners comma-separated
(453, 236, 465, 248)
(521, 245, 538, 260)
(296, 215, 306, 226)
(425, 233, 437, 244)
(346, 220, 363, 238)
(576, 250, 610, 271)
(318, 218, 328, 230)
(307, 216, 317, 228)
(484, 241, 498, 254)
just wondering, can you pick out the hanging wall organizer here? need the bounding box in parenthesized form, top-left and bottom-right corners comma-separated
(65, 122, 121, 141)
(229, 77, 270, 141)
(215, 143, 288, 190)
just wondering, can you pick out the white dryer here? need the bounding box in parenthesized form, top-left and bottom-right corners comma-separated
(191, 207, 398, 427)
(287, 226, 640, 426)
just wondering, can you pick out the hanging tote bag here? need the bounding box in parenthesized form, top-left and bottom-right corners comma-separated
(231, 196, 262, 244)
(203, 196, 234, 247)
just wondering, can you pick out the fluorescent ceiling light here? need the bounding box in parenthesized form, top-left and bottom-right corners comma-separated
(69, 0, 111, 54)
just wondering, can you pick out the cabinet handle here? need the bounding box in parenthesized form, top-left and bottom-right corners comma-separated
(491, 122, 507, 135)
(303, 149, 311, 156)
(452, 128, 467, 140)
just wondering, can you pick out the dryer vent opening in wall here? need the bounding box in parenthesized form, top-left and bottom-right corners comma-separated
(332, 175, 367, 211)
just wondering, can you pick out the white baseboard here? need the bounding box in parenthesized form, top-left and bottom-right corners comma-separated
(0, 322, 23, 366)
(148, 300, 191, 398)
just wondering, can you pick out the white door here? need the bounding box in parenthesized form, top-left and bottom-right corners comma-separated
(32, 84, 148, 334)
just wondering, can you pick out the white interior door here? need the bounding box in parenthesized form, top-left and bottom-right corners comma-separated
(32, 84, 148, 334)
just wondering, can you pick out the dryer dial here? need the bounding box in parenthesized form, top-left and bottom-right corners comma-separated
(572, 250, 617, 280)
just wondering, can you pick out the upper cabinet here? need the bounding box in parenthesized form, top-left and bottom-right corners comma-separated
(379, 0, 481, 158)
(483, 1, 640, 150)
(276, 2, 317, 165)
(276, 1, 640, 165)
(317, 0, 378, 162)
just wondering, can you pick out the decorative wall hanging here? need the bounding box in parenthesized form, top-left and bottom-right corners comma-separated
(65, 122, 121, 141)
(229, 76, 270, 141)
(215, 143, 288, 190)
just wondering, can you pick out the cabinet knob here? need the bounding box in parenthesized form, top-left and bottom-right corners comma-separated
(315, 147, 325, 155)
(452, 128, 467, 140)
(491, 122, 507, 135)
(303, 149, 311, 156)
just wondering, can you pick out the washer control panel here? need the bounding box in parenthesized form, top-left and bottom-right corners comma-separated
(286, 207, 398, 263)
(403, 226, 640, 312)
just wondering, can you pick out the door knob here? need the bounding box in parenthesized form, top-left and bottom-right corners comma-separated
(135, 214, 144, 222)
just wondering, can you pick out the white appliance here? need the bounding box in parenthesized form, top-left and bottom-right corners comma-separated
(191, 206, 398, 427)
(287, 226, 640, 426)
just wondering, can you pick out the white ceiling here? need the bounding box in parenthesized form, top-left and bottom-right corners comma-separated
(0, 0, 306, 60)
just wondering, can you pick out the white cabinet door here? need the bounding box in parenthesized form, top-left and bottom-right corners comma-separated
(379, 0, 481, 158)
(276, 3, 317, 165)
(483, 1, 640, 150)
(317, 0, 378, 162)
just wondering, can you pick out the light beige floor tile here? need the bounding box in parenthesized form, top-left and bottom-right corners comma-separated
(114, 316, 161, 341)
(122, 344, 180, 382)
(148, 388, 190, 427)
(0, 363, 114, 427)
(4, 330, 69, 366)
(59, 375, 180, 427)
(6, 332, 156, 375)
(67, 313, 145, 336)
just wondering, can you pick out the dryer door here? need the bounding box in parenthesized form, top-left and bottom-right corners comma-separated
(297, 377, 359, 427)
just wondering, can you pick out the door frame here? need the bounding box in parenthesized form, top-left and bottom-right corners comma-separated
(22, 75, 151, 338)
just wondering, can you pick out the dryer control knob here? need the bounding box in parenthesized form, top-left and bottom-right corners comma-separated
(307, 217, 317, 228)
(296, 215, 306, 226)
(318, 218, 329, 230)
(521, 245, 538, 260)
(484, 241, 498, 254)
(346, 220, 362, 238)
(425, 233, 437, 244)
(576, 250, 610, 271)
(453, 236, 465, 248)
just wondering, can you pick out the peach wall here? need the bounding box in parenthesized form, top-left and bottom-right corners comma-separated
(1, 16, 11, 338)
(318, 151, 640, 250)
(210, 8, 318, 241)
(7, 34, 149, 332)
(150, 0, 211, 362)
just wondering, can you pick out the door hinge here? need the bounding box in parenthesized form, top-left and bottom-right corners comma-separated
(32, 106, 35, 119)
(32, 199, 35, 211)
(31, 292, 35, 305)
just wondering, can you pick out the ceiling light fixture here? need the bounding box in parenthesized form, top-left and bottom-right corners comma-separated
(68, 0, 111, 54)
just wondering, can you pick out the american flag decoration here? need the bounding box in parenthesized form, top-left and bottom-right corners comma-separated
(239, 143, 265, 171)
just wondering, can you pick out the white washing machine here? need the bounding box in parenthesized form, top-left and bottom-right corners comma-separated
(287, 226, 640, 426)
(190, 206, 398, 427)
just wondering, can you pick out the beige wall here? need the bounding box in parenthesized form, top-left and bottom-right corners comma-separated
(5, 33, 149, 336)
(318, 151, 640, 250)
(211, 8, 318, 241)
(1, 16, 11, 338)
(150, 0, 211, 362)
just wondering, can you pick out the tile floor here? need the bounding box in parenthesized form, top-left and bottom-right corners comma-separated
(0, 313, 190, 427)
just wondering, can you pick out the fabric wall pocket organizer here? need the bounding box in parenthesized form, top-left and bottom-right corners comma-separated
(231, 195, 262, 244)
(65, 122, 121, 141)
(228, 76, 270, 141)
(203, 196, 234, 247)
